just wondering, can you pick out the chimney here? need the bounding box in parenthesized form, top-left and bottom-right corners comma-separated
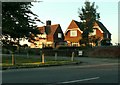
(45, 20, 51, 35)
(46, 20, 51, 26)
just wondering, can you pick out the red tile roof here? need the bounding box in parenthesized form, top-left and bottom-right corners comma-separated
(48, 24, 59, 35)
(38, 24, 60, 42)
(38, 24, 59, 35)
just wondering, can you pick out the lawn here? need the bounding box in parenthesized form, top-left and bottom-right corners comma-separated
(2, 54, 81, 69)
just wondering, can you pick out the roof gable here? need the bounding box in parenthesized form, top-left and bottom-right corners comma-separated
(96, 21, 111, 34)
(68, 20, 83, 30)
(73, 20, 83, 31)
(69, 20, 79, 29)
(65, 20, 83, 33)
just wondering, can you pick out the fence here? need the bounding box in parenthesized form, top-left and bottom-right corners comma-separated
(2, 46, 120, 65)
(2, 49, 82, 65)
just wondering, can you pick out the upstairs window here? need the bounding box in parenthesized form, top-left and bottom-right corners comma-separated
(70, 30, 77, 37)
(58, 33, 62, 38)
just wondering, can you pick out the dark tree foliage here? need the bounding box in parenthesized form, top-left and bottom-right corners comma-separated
(101, 39, 112, 46)
(78, 1, 100, 46)
(2, 2, 41, 50)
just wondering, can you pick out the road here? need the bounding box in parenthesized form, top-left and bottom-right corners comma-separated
(2, 57, 119, 85)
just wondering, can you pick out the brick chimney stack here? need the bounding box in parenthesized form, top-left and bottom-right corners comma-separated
(46, 20, 51, 26)
(45, 20, 51, 34)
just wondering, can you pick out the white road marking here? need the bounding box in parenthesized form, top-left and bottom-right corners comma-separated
(60, 77, 100, 84)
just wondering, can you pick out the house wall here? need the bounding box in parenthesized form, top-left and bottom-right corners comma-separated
(96, 28, 103, 39)
(65, 30, 82, 47)
(30, 39, 47, 48)
(47, 35, 53, 42)
(65, 30, 82, 43)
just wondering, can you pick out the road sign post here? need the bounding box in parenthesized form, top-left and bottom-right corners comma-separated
(78, 51, 83, 56)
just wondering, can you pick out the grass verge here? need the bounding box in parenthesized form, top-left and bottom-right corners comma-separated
(2, 60, 82, 70)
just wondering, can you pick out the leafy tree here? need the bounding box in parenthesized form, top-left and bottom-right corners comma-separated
(89, 36, 100, 46)
(78, 1, 100, 46)
(2, 2, 41, 50)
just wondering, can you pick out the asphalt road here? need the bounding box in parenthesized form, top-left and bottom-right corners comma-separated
(2, 57, 119, 85)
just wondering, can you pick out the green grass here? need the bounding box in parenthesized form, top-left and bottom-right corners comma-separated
(2, 56, 41, 64)
(2, 55, 81, 69)
(2, 61, 81, 70)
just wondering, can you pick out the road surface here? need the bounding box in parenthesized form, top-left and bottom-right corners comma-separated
(2, 57, 119, 85)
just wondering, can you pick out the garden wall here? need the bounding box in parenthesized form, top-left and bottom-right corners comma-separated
(42, 46, 120, 58)
(84, 46, 120, 58)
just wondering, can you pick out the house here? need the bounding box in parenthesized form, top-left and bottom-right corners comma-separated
(64, 20, 83, 46)
(30, 20, 64, 48)
(64, 20, 111, 46)
(92, 21, 111, 46)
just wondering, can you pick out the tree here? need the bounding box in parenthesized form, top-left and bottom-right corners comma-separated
(2, 2, 41, 50)
(78, 1, 100, 46)
(89, 36, 100, 46)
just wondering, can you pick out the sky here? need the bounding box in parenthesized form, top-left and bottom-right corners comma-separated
(30, 0, 119, 45)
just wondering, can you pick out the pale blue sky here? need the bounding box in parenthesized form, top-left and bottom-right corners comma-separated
(31, 0, 119, 45)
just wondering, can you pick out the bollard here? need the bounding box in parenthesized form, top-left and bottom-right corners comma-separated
(12, 52, 15, 65)
(71, 52, 75, 61)
(55, 52, 57, 61)
(42, 53, 45, 64)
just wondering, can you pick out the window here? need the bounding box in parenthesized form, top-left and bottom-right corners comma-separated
(72, 43, 79, 46)
(58, 33, 62, 38)
(70, 30, 77, 37)
(106, 34, 109, 38)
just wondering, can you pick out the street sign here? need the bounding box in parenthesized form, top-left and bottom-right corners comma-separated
(78, 51, 83, 56)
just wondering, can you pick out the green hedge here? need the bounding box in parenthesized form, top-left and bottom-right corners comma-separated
(42, 46, 87, 57)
